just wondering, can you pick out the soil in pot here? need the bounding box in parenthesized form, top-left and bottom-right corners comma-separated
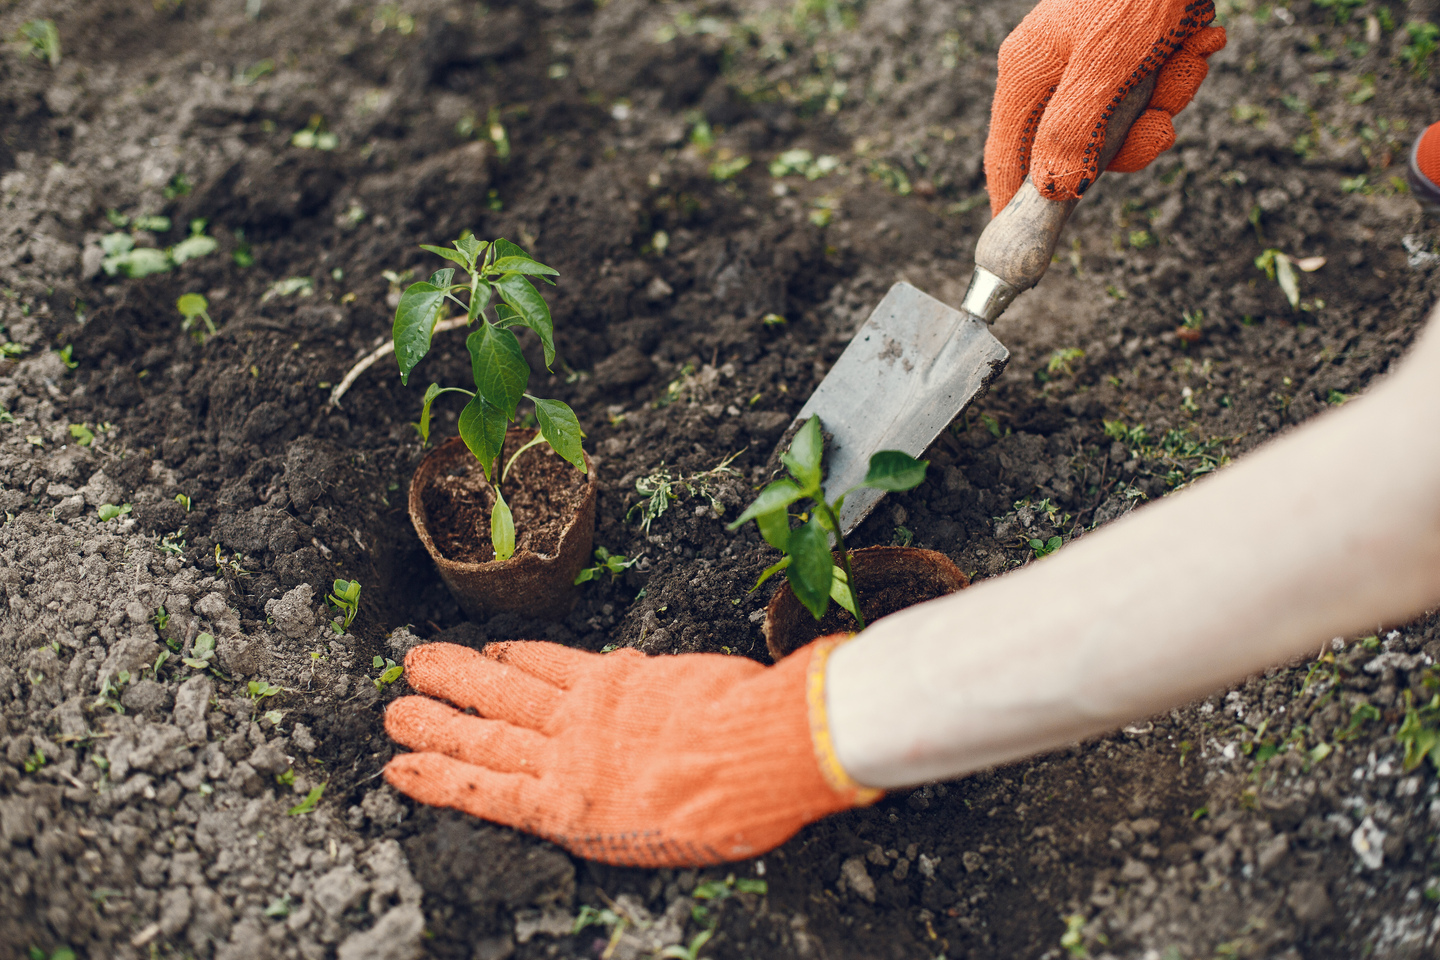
(765, 546, 968, 659)
(421, 429, 590, 563)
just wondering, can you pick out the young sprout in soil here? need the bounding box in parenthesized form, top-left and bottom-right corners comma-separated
(728, 416, 926, 627)
(97, 503, 131, 522)
(372, 656, 403, 689)
(393, 236, 586, 562)
(287, 783, 324, 816)
(573, 546, 636, 585)
(327, 579, 361, 633)
(1029, 536, 1062, 559)
(177, 293, 218, 340)
(628, 451, 742, 535)
(183, 633, 217, 671)
(68, 423, 94, 446)
(17, 19, 60, 67)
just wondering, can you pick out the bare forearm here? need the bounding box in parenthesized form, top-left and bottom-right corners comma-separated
(828, 305, 1440, 788)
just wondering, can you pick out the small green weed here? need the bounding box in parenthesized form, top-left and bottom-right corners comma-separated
(291, 115, 338, 150)
(287, 784, 324, 815)
(1028, 536, 1062, 559)
(372, 656, 403, 689)
(177, 293, 218, 340)
(97, 503, 131, 522)
(17, 20, 60, 67)
(1398, 691, 1440, 771)
(183, 632, 217, 671)
(101, 218, 217, 278)
(574, 546, 636, 584)
(660, 930, 715, 960)
(628, 452, 742, 534)
(769, 149, 841, 180)
(711, 155, 751, 180)
(327, 579, 361, 633)
(1401, 21, 1439, 76)
(68, 423, 94, 446)
(1060, 914, 1089, 959)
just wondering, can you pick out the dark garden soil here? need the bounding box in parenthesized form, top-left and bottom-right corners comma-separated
(1, 0, 1439, 957)
(421, 430, 589, 563)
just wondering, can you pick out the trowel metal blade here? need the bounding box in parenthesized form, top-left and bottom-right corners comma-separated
(789, 281, 1009, 535)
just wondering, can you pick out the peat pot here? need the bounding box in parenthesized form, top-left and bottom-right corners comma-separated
(763, 546, 968, 660)
(409, 430, 598, 620)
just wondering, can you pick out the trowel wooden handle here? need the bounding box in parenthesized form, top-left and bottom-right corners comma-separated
(974, 70, 1159, 295)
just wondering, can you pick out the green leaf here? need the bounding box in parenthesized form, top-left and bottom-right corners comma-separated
(420, 244, 471, 269)
(787, 518, 833, 620)
(455, 236, 485, 263)
(491, 255, 559, 283)
(756, 508, 791, 551)
(728, 479, 803, 530)
(393, 282, 446, 385)
(781, 416, 823, 493)
(829, 566, 860, 620)
(170, 235, 217, 264)
(418, 383, 441, 443)
(470, 280, 492, 322)
(574, 566, 598, 584)
(176, 293, 208, 318)
(491, 490, 515, 561)
(467, 323, 529, 418)
(104, 248, 171, 278)
(862, 451, 928, 491)
(429, 267, 455, 289)
(100, 233, 133, 256)
(287, 783, 325, 816)
(495, 273, 555, 368)
(380, 664, 403, 684)
(458, 396, 506, 479)
(532, 398, 586, 473)
(750, 556, 791, 592)
(492, 238, 530, 260)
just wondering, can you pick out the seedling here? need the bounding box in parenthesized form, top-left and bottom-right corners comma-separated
(97, 503, 131, 522)
(68, 424, 94, 446)
(183, 633, 217, 670)
(628, 452, 742, 534)
(287, 783, 324, 816)
(94, 671, 128, 714)
(1397, 691, 1440, 772)
(101, 219, 217, 278)
(264, 895, 292, 919)
(177, 293, 218, 340)
(1402, 21, 1439, 76)
(393, 236, 586, 562)
(291, 115, 338, 150)
(574, 546, 636, 584)
(372, 656, 404, 689)
(1254, 249, 1300, 310)
(327, 579, 361, 633)
(23, 748, 47, 774)
(247, 680, 281, 702)
(660, 930, 714, 960)
(57, 345, 77, 370)
(728, 416, 926, 626)
(17, 19, 60, 67)
(1029, 536, 1062, 559)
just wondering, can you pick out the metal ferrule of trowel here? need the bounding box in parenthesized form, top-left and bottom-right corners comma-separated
(778, 71, 1161, 536)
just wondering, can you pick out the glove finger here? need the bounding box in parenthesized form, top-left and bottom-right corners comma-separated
(405, 642, 562, 730)
(385, 696, 549, 774)
(1149, 26, 1224, 116)
(384, 751, 550, 834)
(985, 28, 1066, 216)
(481, 639, 605, 689)
(1105, 109, 1176, 173)
(1029, 1, 1208, 202)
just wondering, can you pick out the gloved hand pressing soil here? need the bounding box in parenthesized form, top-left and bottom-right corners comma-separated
(383, 636, 879, 867)
(984, 0, 1226, 215)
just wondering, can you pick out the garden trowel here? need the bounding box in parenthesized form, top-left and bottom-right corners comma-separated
(790, 73, 1159, 535)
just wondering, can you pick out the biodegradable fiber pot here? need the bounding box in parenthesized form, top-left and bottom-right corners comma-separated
(409, 430, 597, 620)
(763, 546, 968, 660)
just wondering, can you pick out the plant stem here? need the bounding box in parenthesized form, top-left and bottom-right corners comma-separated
(817, 500, 865, 630)
(502, 433, 547, 484)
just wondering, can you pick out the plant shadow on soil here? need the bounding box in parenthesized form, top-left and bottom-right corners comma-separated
(1, 0, 1439, 957)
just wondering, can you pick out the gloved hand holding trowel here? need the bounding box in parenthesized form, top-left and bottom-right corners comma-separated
(370, 0, 1440, 869)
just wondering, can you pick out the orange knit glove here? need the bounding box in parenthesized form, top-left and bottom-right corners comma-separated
(383, 636, 880, 867)
(985, 0, 1226, 215)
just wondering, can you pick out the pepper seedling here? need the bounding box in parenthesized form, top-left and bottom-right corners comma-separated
(327, 579, 361, 633)
(392, 235, 586, 562)
(728, 416, 926, 627)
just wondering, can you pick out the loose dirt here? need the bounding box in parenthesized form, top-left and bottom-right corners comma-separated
(1, 0, 1438, 957)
